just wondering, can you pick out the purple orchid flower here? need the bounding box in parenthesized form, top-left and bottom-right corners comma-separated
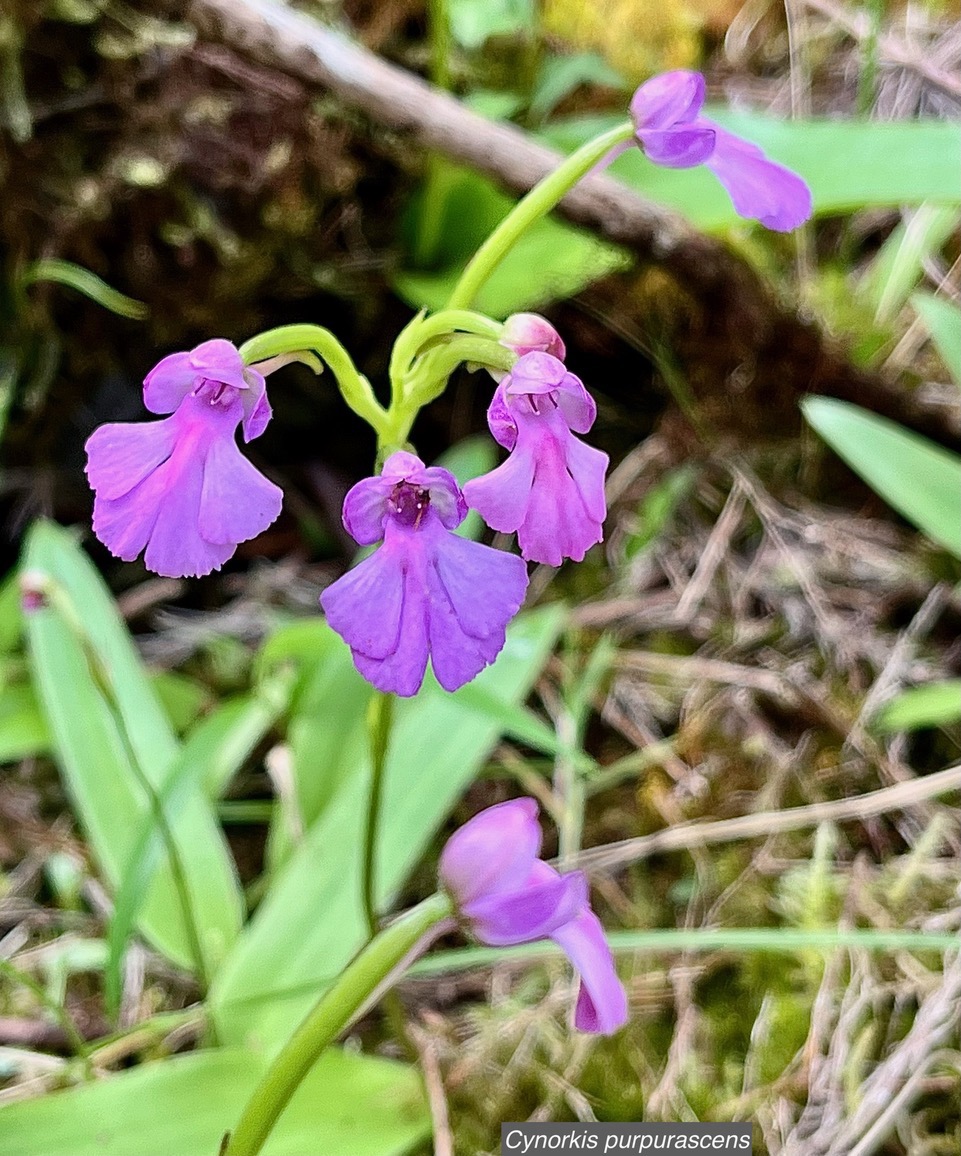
(463, 352, 608, 567)
(629, 70, 812, 232)
(320, 451, 528, 697)
(85, 339, 282, 578)
(440, 797, 628, 1034)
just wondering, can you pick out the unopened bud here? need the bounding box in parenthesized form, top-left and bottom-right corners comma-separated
(500, 313, 566, 360)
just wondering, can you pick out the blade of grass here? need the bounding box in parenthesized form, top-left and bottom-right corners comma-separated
(411, 928, 961, 974)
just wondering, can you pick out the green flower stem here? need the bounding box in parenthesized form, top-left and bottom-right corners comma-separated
(389, 309, 503, 387)
(220, 893, 452, 1156)
(444, 121, 635, 311)
(404, 335, 515, 404)
(239, 324, 388, 437)
(380, 336, 516, 452)
(362, 691, 394, 939)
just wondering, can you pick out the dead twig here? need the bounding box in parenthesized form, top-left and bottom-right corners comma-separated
(574, 761, 961, 875)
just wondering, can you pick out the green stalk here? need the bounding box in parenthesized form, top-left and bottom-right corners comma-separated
(239, 324, 388, 437)
(220, 894, 452, 1156)
(362, 691, 394, 938)
(388, 309, 502, 387)
(444, 122, 634, 311)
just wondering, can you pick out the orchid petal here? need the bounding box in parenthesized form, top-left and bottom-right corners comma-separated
(463, 445, 535, 535)
(551, 908, 628, 1035)
(487, 382, 518, 451)
(141, 450, 235, 578)
(189, 338, 250, 391)
(421, 466, 469, 529)
(85, 418, 177, 501)
(630, 70, 705, 131)
(439, 797, 541, 906)
(143, 352, 195, 414)
(465, 868, 587, 946)
(320, 539, 405, 662)
(637, 125, 716, 169)
(704, 124, 813, 231)
(564, 434, 609, 524)
(351, 557, 430, 697)
(431, 530, 528, 641)
(198, 436, 282, 546)
(240, 369, 271, 442)
(342, 475, 393, 545)
(553, 371, 596, 434)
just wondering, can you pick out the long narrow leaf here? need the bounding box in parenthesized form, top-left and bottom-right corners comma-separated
(22, 521, 242, 974)
(0, 1047, 428, 1156)
(211, 605, 565, 1048)
(912, 292, 961, 388)
(801, 398, 961, 558)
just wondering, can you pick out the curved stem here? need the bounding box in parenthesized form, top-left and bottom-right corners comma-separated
(444, 121, 634, 311)
(362, 691, 394, 938)
(220, 894, 452, 1156)
(389, 309, 502, 388)
(239, 324, 388, 436)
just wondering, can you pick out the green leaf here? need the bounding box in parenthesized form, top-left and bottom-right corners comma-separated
(801, 398, 961, 559)
(150, 672, 212, 734)
(257, 621, 374, 874)
(873, 680, 961, 732)
(449, 0, 534, 48)
(0, 1047, 428, 1156)
(21, 260, 147, 320)
(529, 53, 626, 123)
(912, 292, 961, 388)
(394, 166, 628, 316)
(0, 681, 50, 763)
(622, 465, 697, 561)
(396, 214, 627, 316)
(104, 677, 293, 1016)
(0, 573, 23, 654)
(210, 605, 566, 1048)
(546, 113, 961, 230)
(22, 521, 242, 974)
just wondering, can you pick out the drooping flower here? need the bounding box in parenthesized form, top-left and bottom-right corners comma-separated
(320, 451, 529, 697)
(439, 797, 628, 1035)
(85, 339, 282, 578)
(463, 352, 608, 567)
(628, 70, 812, 232)
(500, 313, 566, 360)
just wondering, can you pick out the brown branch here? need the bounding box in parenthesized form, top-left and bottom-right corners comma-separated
(185, 0, 959, 448)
